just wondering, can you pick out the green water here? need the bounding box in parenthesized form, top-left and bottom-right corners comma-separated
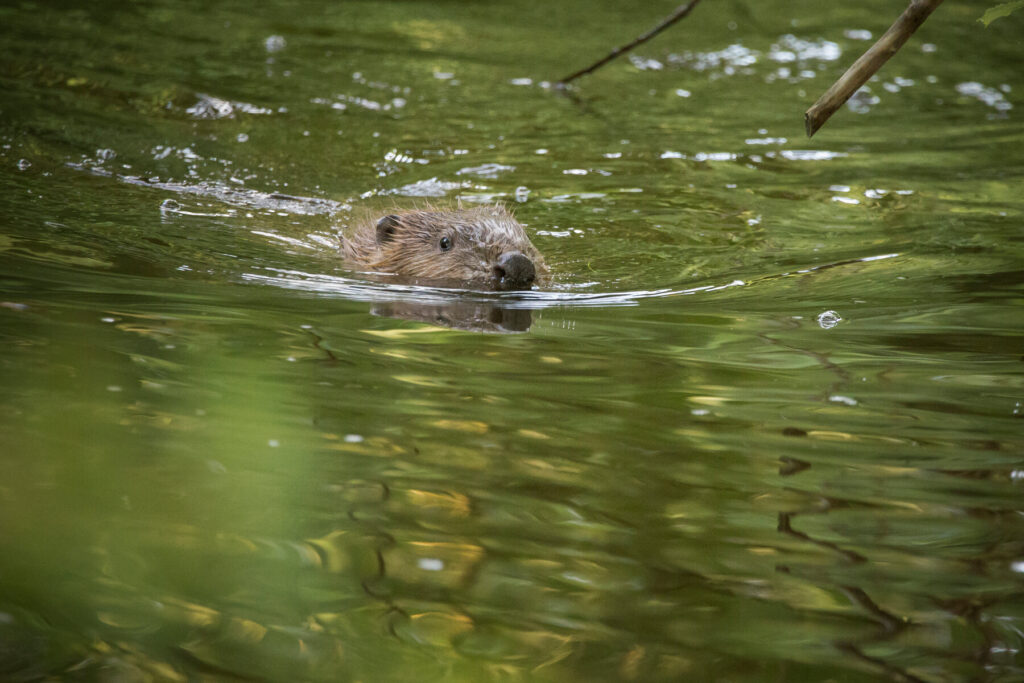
(2, 1, 1023, 680)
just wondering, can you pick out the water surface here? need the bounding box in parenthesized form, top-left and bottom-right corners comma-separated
(2, 1, 1023, 681)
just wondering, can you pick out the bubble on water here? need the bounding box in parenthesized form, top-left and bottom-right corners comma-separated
(844, 29, 872, 40)
(629, 56, 663, 71)
(829, 395, 858, 406)
(418, 558, 444, 571)
(778, 150, 846, 161)
(264, 35, 286, 52)
(344, 434, 364, 443)
(187, 94, 272, 119)
(675, 88, 691, 97)
(847, 87, 880, 114)
(456, 163, 515, 179)
(268, 439, 280, 448)
(509, 77, 533, 86)
(668, 43, 758, 71)
(188, 94, 235, 119)
(514, 186, 530, 202)
(16, 158, 31, 170)
(768, 35, 841, 63)
(817, 310, 842, 329)
(237, 133, 249, 143)
(955, 81, 1012, 113)
(160, 199, 182, 215)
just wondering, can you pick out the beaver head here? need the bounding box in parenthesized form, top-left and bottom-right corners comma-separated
(342, 205, 548, 291)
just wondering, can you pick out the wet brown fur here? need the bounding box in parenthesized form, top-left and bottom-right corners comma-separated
(341, 204, 548, 288)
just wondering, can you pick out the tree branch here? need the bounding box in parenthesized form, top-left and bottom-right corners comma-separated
(557, 0, 705, 87)
(805, 0, 944, 137)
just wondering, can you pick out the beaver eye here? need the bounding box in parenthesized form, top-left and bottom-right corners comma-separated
(439, 236, 453, 252)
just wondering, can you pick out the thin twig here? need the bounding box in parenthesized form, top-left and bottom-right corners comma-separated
(556, 0, 704, 86)
(805, 0, 944, 137)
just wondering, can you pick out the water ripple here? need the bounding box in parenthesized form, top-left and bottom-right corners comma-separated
(243, 253, 899, 309)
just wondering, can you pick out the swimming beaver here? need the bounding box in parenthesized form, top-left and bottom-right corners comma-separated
(341, 205, 548, 290)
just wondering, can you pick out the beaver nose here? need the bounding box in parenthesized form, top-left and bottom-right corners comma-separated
(493, 252, 536, 290)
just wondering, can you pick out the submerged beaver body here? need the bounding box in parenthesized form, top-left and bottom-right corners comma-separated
(342, 205, 548, 290)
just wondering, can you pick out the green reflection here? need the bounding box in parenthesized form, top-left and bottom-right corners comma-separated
(2, 0, 1023, 681)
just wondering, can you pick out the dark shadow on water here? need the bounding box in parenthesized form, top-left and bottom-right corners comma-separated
(370, 300, 533, 334)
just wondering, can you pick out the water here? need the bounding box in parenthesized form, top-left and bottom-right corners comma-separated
(2, 1, 1023, 680)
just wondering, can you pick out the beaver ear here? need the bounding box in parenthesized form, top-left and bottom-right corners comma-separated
(376, 215, 400, 244)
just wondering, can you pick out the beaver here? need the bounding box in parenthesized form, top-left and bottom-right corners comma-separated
(341, 205, 548, 290)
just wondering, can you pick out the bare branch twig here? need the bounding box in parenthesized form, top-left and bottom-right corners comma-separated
(804, 0, 944, 137)
(557, 0, 704, 87)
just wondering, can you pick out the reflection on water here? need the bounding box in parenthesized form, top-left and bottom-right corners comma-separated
(1, 0, 1024, 681)
(370, 301, 533, 333)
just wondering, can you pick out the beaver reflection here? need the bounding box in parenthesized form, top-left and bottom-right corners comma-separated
(341, 205, 548, 292)
(370, 300, 533, 334)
